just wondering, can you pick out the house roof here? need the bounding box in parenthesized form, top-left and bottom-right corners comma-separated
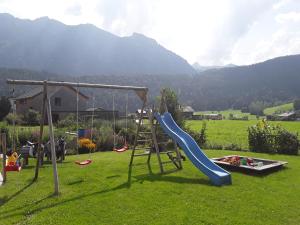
(182, 106, 194, 113)
(278, 111, 295, 117)
(204, 114, 221, 116)
(15, 86, 89, 100)
(85, 107, 106, 111)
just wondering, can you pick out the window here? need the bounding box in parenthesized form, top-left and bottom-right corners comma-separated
(54, 97, 62, 106)
(20, 99, 27, 104)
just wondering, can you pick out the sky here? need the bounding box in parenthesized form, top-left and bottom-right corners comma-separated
(0, 0, 300, 66)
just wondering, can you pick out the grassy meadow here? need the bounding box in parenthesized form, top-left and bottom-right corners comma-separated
(1, 150, 300, 225)
(185, 119, 300, 150)
(263, 103, 294, 115)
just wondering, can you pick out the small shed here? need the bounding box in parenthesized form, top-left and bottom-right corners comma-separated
(203, 113, 222, 120)
(182, 106, 195, 119)
(278, 111, 300, 121)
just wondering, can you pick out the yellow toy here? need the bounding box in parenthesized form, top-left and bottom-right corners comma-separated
(5, 151, 21, 172)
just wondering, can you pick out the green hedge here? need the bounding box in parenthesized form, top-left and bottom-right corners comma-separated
(248, 120, 299, 155)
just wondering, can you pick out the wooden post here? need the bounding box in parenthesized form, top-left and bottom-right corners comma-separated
(34, 81, 47, 180)
(12, 100, 16, 152)
(1, 133, 7, 183)
(173, 139, 182, 169)
(46, 86, 59, 195)
(149, 110, 164, 173)
(129, 99, 146, 166)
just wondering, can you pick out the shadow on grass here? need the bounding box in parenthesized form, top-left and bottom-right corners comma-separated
(0, 162, 210, 220)
(106, 175, 121, 179)
(67, 179, 84, 185)
(133, 173, 211, 186)
(0, 181, 130, 220)
(129, 162, 211, 186)
(21, 165, 35, 170)
(0, 179, 35, 207)
(42, 161, 72, 165)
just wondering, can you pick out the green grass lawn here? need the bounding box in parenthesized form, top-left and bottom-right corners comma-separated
(185, 120, 300, 150)
(1, 151, 300, 225)
(264, 103, 293, 115)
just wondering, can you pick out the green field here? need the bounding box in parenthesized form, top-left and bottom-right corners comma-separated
(264, 103, 294, 115)
(185, 120, 300, 150)
(1, 151, 300, 225)
(195, 110, 258, 120)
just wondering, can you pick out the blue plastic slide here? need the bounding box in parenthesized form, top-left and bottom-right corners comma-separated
(155, 112, 231, 186)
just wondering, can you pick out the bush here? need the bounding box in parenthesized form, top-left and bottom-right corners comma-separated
(22, 109, 41, 125)
(248, 101, 265, 116)
(184, 121, 207, 148)
(94, 125, 115, 151)
(0, 124, 12, 147)
(276, 129, 299, 155)
(5, 113, 22, 125)
(248, 120, 299, 155)
(17, 129, 33, 145)
(56, 114, 77, 129)
(0, 96, 11, 121)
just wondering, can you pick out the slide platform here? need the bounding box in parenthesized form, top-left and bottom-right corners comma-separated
(155, 112, 231, 186)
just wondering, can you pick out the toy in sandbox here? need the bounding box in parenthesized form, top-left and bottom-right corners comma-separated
(212, 155, 287, 173)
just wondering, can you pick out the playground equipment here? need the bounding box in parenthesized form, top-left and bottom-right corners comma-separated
(212, 155, 287, 173)
(155, 112, 231, 186)
(112, 93, 129, 152)
(5, 79, 232, 192)
(129, 89, 231, 186)
(6, 79, 148, 195)
(1, 133, 22, 185)
(75, 85, 94, 166)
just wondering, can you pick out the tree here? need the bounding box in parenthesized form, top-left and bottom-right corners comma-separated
(248, 101, 265, 116)
(0, 96, 11, 121)
(294, 99, 300, 110)
(161, 88, 184, 126)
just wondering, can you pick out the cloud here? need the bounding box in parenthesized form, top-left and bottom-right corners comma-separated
(96, 0, 153, 36)
(0, 0, 299, 66)
(195, 0, 275, 65)
(65, 3, 82, 16)
(276, 11, 300, 23)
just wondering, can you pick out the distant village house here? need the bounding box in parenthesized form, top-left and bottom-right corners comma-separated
(181, 106, 194, 119)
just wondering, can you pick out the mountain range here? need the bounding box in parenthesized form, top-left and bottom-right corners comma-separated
(0, 13, 300, 111)
(192, 63, 237, 72)
(0, 13, 195, 76)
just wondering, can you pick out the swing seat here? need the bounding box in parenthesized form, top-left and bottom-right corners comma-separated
(5, 165, 21, 172)
(75, 159, 92, 166)
(113, 143, 129, 153)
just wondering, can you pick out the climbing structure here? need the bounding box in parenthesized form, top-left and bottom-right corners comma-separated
(129, 90, 183, 173)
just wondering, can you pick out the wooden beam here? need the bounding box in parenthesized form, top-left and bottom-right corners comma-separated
(34, 81, 47, 180)
(1, 133, 7, 184)
(7, 79, 148, 92)
(46, 86, 59, 195)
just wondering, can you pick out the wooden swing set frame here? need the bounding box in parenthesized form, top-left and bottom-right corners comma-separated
(6, 79, 148, 195)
